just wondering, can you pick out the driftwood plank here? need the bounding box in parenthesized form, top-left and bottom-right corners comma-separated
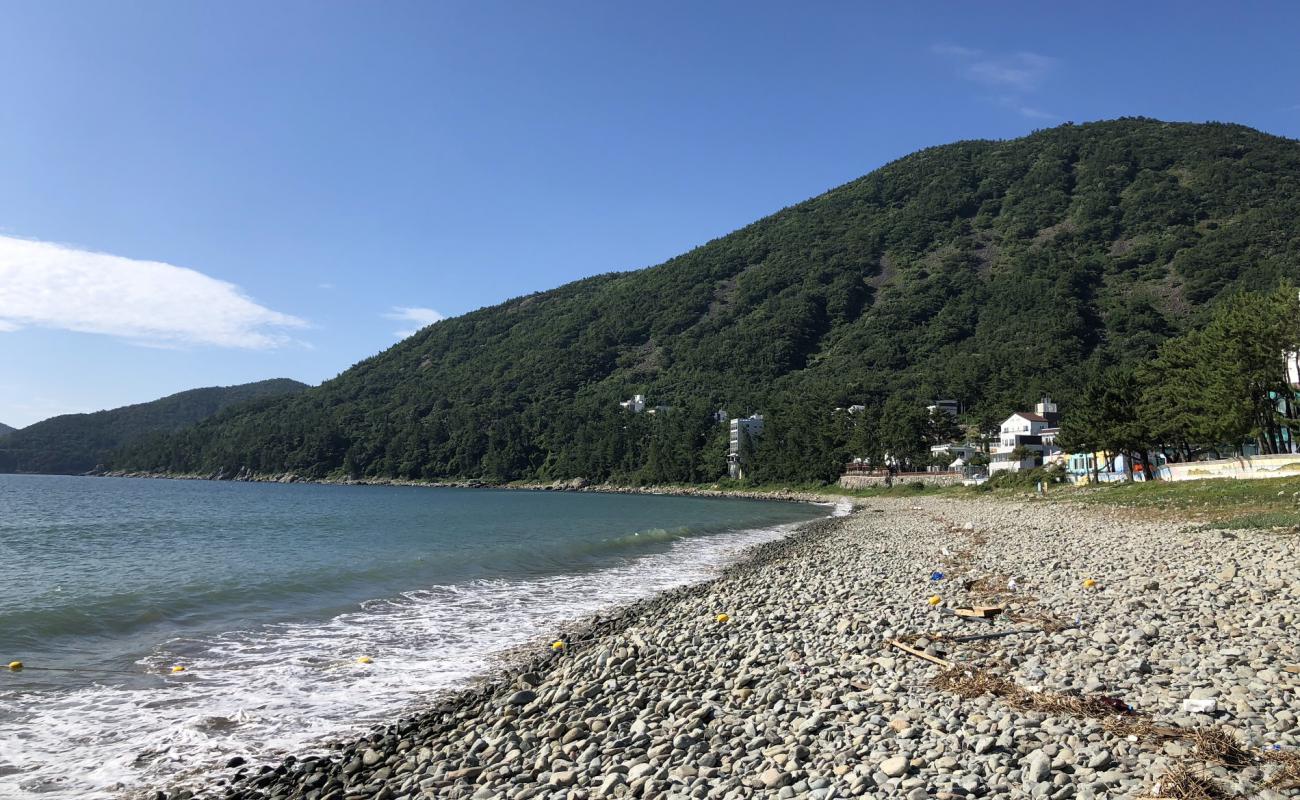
(888, 639, 955, 669)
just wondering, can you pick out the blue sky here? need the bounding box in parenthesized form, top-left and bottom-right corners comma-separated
(1, 2, 1298, 427)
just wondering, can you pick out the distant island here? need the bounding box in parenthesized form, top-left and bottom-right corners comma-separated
(0, 379, 308, 475)
(102, 118, 1300, 486)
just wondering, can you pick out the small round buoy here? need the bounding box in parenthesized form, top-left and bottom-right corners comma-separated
(715, 613, 730, 623)
(8, 661, 22, 671)
(551, 640, 566, 651)
(171, 665, 186, 673)
(357, 656, 373, 664)
(927, 595, 942, 606)
(1082, 578, 1097, 589)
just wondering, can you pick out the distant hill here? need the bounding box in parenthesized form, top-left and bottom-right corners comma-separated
(115, 119, 1300, 485)
(0, 379, 309, 474)
(0, 422, 15, 437)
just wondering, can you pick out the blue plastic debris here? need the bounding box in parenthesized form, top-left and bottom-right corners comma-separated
(930, 571, 945, 581)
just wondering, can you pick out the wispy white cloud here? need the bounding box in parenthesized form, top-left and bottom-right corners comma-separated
(995, 96, 1056, 121)
(932, 44, 1058, 119)
(0, 235, 307, 348)
(965, 52, 1055, 92)
(385, 306, 445, 338)
(1014, 105, 1056, 121)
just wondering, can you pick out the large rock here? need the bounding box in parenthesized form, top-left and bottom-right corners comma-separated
(1023, 749, 1051, 788)
(506, 690, 536, 706)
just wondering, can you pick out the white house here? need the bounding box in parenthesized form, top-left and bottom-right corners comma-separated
(619, 394, 646, 413)
(989, 398, 1060, 475)
(929, 442, 980, 472)
(926, 399, 960, 418)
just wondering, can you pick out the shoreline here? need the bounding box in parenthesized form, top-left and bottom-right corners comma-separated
(90, 469, 848, 505)
(145, 506, 852, 800)
(152, 494, 1299, 800)
(0, 480, 844, 800)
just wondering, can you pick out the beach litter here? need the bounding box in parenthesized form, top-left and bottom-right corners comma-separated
(1181, 697, 1218, 714)
(938, 628, 1043, 644)
(951, 603, 1005, 621)
(888, 639, 954, 669)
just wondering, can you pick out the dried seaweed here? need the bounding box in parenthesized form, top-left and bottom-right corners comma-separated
(1147, 766, 1235, 799)
(933, 668, 1136, 720)
(1263, 750, 1300, 790)
(1186, 728, 1253, 768)
(963, 574, 1011, 595)
(932, 667, 1287, 797)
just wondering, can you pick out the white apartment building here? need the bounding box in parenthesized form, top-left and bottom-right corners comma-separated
(727, 414, 764, 479)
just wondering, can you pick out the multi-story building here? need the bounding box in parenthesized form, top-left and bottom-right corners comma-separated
(988, 397, 1061, 475)
(727, 414, 764, 479)
(619, 394, 646, 413)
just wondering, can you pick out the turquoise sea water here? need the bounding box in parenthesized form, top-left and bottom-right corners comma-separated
(0, 475, 828, 799)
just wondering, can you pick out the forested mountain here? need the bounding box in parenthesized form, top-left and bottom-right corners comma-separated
(0, 379, 309, 474)
(116, 119, 1300, 484)
(0, 422, 15, 437)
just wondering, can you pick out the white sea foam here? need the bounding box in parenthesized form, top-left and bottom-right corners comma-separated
(0, 518, 813, 799)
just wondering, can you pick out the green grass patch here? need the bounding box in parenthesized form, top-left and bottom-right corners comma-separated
(1050, 475, 1300, 529)
(1207, 511, 1300, 531)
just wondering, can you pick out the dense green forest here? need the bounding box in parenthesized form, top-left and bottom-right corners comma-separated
(1059, 286, 1300, 475)
(115, 119, 1300, 485)
(0, 379, 308, 474)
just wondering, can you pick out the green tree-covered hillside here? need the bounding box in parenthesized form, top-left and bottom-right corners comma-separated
(0, 422, 15, 437)
(116, 119, 1300, 484)
(0, 379, 309, 474)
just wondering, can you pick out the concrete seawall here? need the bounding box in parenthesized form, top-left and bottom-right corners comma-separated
(838, 472, 964, 489)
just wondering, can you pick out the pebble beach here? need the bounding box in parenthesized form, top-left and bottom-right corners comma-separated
(168, 495, 1300, 800)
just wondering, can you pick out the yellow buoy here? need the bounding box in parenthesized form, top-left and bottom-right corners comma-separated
(171, 665, 186, 673)
(927, 595, 942, 606)
(357, 656, 373, 664)
(715, 613, 730, 623)
(551, 640, 566, 650)
(8, 661, 22, 671)
(1082, 578, 1097, 589)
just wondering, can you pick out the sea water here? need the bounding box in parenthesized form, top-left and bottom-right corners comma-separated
(0, 474, 828, 798)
